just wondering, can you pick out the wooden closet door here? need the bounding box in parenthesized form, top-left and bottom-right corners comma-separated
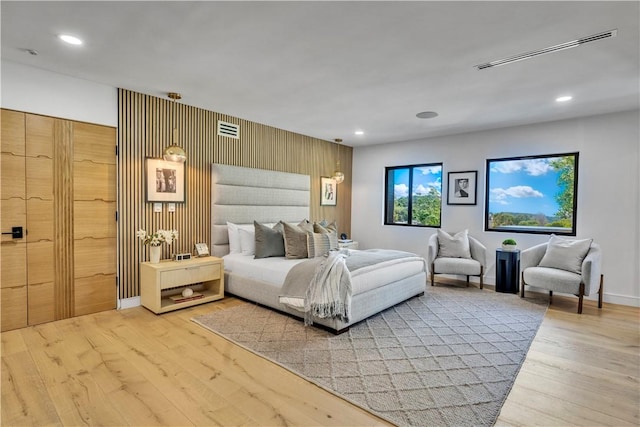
(73, 122, 117, 315)
(25, 114, 56, 324)
(1, 110, 27, 331)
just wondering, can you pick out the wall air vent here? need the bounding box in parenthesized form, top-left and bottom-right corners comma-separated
(475, 29, 618, 70)
(217, 120, 240, 139)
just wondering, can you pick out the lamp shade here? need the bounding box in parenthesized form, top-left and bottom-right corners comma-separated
(163, 145, 186, 163)
(333, 170, 345, 184)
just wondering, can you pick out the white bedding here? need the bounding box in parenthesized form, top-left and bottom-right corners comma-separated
(223, 250, 426, 296)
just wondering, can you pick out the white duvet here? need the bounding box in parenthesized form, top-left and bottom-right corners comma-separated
(223, 250, 426, 296)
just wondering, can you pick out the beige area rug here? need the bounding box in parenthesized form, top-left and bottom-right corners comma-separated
(192, 285, 548, 426)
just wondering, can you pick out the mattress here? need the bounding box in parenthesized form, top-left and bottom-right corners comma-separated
(223, 250, 426, 297)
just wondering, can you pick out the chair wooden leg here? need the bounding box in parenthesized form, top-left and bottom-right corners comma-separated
(598, 274, 604, 309)
(430, 264, 435, 286)
(577, 282, 585, 314)
(520, 272, 525, 298)
(549, 290, 553, 305)
(466, 276, 470, 287)
(479, 266, 484, 290)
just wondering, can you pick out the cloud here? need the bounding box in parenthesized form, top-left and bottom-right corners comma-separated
(417, 166, 441, 176)
(491, 159, 553, 176)
(491, 185, 544, 201)
(395, 183, 409, 198)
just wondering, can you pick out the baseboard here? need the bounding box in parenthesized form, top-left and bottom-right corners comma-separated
(446, 274, 639, 307)
(602, 293, 640, 307)
(118, 296, 141, 310)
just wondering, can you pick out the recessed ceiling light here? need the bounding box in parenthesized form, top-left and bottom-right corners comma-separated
(354, 130, 364, 135)
(416, 111, 438, 119)
(556, 96, 573, 102)
(59, 34, 83, 45)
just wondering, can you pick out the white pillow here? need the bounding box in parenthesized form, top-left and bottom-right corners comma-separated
(238, 228, 256, 256)
(539, 235, 592, 274)
(226, 222, 253, 254)
(437, 229, 471, 258)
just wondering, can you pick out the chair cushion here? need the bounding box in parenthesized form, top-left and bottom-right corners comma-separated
(437, 229, 471, 258)
(523, 266, 582, 295)
(433, 257, 481, 276)
(539, 235, 592, 274)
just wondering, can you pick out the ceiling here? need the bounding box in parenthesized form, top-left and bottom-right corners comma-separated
(1, 1, 638, 147)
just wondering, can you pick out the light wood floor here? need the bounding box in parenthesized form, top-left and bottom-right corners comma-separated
(2, 290, 638, 426)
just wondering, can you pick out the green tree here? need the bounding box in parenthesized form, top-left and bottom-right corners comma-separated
(412, 188, 441, 226)
(550, 156, 575, 220)
(492, 212, 515, 226)
(394, 196, 408, 223)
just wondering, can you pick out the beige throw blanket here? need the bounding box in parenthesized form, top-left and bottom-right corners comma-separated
(280, 249, 351, 325)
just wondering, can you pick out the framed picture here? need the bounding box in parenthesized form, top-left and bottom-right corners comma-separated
(146, 158, 185, 202)
(447, 170, 477, 205)
(320, 176, 337, 206)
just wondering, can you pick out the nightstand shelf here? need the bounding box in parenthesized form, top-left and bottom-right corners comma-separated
(140, 257, 224, 313)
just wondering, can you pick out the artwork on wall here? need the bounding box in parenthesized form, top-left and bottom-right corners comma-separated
(484, 152, 578, 235)
(447, 171, 477, 205)
(320, 176, 337, 206)
(146, 158, 185, 202)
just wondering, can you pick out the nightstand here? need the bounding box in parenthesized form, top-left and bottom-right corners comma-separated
(338, 241, 359, 249)
(140, 256, 224, 313)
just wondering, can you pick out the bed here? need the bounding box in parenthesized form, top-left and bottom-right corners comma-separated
(211, 163, 427, 333)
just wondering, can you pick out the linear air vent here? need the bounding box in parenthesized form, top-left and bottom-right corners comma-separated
(475, 29, 617, 70)
(217, 120, 240, 139)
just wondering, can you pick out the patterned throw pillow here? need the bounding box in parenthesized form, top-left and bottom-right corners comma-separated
(307, 231, 339, 258)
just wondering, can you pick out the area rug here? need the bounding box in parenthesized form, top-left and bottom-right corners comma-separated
(192, 285, 548, 426)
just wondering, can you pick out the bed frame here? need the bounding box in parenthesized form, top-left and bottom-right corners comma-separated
(211, 163, 426, 333)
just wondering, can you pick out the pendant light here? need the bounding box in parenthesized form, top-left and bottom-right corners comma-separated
(332, 138, 345, 184)
(163, 92, 187, 163)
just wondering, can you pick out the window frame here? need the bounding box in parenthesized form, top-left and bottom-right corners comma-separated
(384, 162, 443, 228)
(484, 152, 579, 236)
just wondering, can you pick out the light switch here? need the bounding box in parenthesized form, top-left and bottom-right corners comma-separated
(168, 203, 176, 212)
(153, 203, 162, 213)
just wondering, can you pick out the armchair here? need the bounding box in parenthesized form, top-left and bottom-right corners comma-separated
(427, 230, 486, 289)
(520, 237, 603, 314)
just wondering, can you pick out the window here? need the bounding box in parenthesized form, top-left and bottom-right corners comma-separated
(485, 152, 579, 235)
(384, 163, 442, 227)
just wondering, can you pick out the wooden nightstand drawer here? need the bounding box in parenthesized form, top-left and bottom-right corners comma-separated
(160, 263, 220, 289)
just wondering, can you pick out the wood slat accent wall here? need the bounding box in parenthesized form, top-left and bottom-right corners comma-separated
(53, 120, 75, 319)
(117, 89, 353, 300)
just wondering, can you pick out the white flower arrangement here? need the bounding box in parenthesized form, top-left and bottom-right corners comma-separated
(136, 229, 178, 247)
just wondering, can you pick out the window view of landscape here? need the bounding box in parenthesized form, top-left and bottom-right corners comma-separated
(385, 164, 442, 227)
(485, 153, 578, 235)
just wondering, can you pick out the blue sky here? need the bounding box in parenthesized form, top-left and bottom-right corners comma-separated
(488, 157, 564, 217)
(393, 166, 442, 198)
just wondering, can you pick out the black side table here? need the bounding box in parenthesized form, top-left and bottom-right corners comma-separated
(496, 249, 520, 293)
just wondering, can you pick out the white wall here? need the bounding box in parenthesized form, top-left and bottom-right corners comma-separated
(1, 61, 117, 126)
(352, 110, 640, 307)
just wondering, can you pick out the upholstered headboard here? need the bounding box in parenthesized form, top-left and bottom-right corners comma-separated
(211, 163, 310, 257)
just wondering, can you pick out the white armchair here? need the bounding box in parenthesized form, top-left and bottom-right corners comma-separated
(427, 230, 486, 289)
(520, 238, 603, 314)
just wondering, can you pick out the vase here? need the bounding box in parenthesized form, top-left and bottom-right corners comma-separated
(501, 244, 517, 252)
(149, 245, 161, 263)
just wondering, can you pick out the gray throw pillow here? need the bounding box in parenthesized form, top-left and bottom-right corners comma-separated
(539, 235, 592, 274)
(254, 221, 285, 259)
(437, 229, 471, 259)
(282, 222, 309, 259)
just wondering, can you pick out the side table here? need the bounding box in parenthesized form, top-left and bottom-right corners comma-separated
(496, 248, 520, 293)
